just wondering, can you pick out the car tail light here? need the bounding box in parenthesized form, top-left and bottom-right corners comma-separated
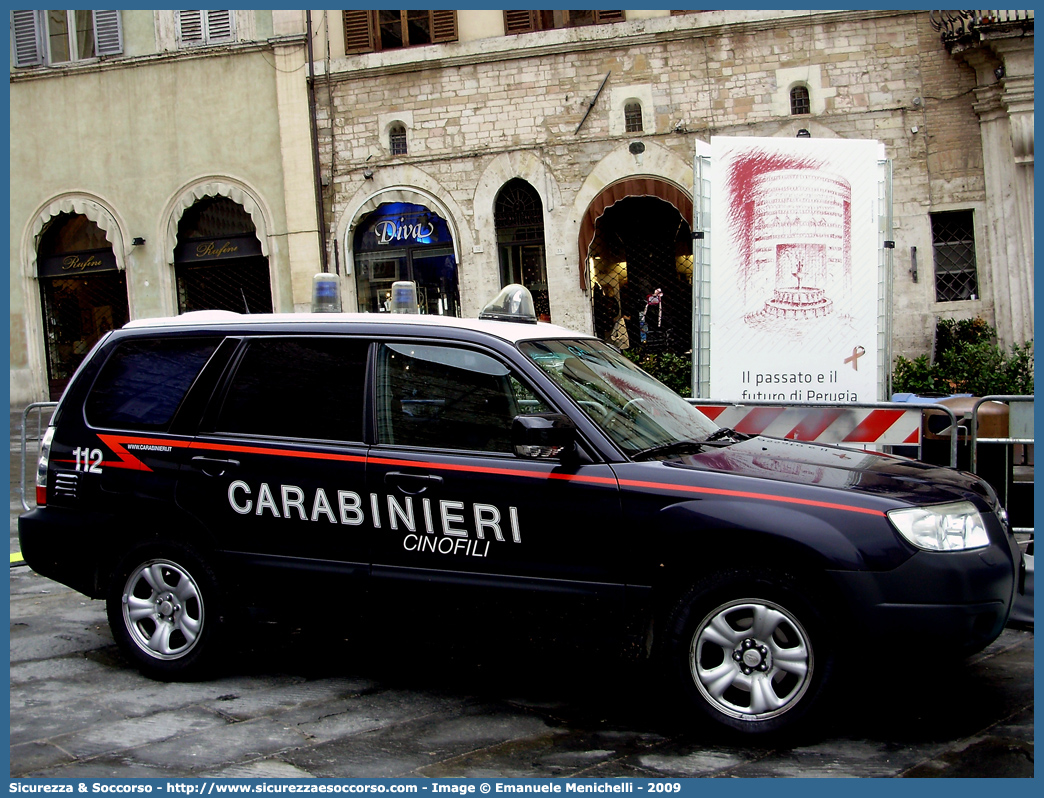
(35, 426, 55, 507)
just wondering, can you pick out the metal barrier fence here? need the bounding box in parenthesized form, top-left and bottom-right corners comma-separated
(20, 402, 57, 513)
(970, 395, 1034, 535)
(688, 396, 1033, 535)
(688, 398, 960, 466)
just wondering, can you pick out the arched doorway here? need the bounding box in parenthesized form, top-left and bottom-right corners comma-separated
(353, 201, 460, 316)
(173, 196, 273, 314)
(494, 179, 550, 321)
(587, 196, 693, 358)
(36, 212, 129, 399)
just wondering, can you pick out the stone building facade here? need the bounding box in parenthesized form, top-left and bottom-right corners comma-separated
(9, 10, 319, 404)
(310, 9, 1033, 375)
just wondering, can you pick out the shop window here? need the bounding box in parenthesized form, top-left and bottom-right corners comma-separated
(624, 101, 643, 133)
(495, 179, 550, 322)
(174, 197, 272, 314)
(37, 213, 130, 400)
(790, 85, 811, 115)
(931, 210, 979, 302)
(353, 202, 459, 317)
(389, 123, 408, 156)
(342, 10, 457, 54)
(177, 10, 235, 47)
(11, 10, 122, 66)
(503, 10, 624, 34)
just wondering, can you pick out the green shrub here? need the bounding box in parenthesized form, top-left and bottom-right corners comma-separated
(893, 318, 1033, 396)
(622, 348, 692, 397)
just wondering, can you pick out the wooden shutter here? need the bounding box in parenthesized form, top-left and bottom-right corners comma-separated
(178, 10, 204, 45)
(594, 11, 625, 24)
(206, 10, 234, 42)
(431, 10, 457, 43)
(11, 9, 44, 66)
(93, 10, 123, 56)
(342, 10, 375, 53)
(503, 10, 538, 34)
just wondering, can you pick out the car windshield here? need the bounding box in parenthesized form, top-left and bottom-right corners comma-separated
(519, 338, 719, 456)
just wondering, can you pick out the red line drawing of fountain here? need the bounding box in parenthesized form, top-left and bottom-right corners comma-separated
(726, 158, 853, 331)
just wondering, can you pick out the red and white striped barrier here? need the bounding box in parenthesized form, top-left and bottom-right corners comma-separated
(694, 404, 922, 445)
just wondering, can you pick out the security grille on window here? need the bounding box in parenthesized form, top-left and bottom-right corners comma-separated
(496, 179, 550, 322)
(931, 210, 979, 302)
(177, 10, 235, 47)
(11, 10, 122, 66)
(342, 10, 457, 53)
(624, 101, 643, 133)
(389, 123, 408, 156)
(790, 85, 811, 115)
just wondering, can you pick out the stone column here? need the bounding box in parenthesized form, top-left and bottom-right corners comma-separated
(960, 36, 1034, 348)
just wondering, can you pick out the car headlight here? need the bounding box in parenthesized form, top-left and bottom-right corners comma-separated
(887, 501, 990, 552)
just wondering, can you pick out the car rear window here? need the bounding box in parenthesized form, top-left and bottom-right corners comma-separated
(85, 337, 222, 431)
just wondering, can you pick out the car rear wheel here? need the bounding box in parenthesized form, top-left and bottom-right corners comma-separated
(106, 543, 222, 679)
(664, 570, 833, 736)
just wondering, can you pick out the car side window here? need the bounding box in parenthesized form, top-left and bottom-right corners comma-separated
(214, 337, 368, 442)
(376, 343, 548, 453)
(85, 337, 222, 431)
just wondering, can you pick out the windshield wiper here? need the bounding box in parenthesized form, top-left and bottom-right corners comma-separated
(632, 440, 705, 461)
(703, 427, 750, 443)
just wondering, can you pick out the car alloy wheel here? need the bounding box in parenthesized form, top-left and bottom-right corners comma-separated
(689, 597, 813, 721)
(120, 558, 205, 661)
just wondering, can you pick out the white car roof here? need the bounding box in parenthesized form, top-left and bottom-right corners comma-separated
(121, 311, 591, 345)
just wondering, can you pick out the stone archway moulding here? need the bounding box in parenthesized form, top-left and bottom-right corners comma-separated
(345, 185, 463, 265)
(165, 179, 272, 265)
(577, 177, 693, 290)
(26, 195, 128, 278)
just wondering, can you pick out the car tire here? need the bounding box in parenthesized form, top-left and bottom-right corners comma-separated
(106, 542, 223, 680)
(663, 569, 834, 736)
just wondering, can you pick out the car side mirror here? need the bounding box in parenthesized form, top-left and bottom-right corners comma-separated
(511, 413, 577, 459)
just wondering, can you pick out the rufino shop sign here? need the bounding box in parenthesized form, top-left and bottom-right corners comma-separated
(174, 234, 263, 264)
(38, 247, 118, 278)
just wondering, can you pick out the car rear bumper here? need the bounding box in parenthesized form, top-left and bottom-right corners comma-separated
(19, 506, 111, 598)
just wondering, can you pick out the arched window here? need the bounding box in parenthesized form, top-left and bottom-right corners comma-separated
(174, 196, 272, 314)
(495, 179, 550, 322)
(624, 101, 643, 133)
(389, 123, 408, 156)
(36, 212, 129, 398)
(790, 85, 811, 115)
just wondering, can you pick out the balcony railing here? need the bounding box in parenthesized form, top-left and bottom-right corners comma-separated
(930, 10, 1034, 43)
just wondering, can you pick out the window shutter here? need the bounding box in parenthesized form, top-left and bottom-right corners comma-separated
(503, 10, 538, 34)
(342, 10, 375, 53)
(431, 10, 457, 43)
(178, 10, 203, 45)
(206, 10, 234, 42)
(594, 11, 625, 24)
(93, 10, 123, 56)
(11, 10, 44, 66)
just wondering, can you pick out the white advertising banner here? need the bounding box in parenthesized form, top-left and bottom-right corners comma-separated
(709, 136, 881, 402)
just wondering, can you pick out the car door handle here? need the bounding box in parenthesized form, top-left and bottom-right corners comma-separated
(191, 456, 240, 477)
(384, 471, 443, 495)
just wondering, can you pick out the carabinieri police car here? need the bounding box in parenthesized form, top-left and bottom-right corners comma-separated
(19, 285, 1022, 736)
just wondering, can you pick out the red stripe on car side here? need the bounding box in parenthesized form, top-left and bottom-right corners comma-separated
(95, 435, 885, 517)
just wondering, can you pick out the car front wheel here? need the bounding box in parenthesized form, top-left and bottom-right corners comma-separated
(665, 570, 833, 736)
(106, 544, 221, 679)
